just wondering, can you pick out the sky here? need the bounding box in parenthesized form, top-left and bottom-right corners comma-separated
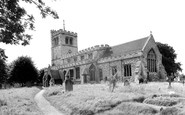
(1, 0, 185, 73)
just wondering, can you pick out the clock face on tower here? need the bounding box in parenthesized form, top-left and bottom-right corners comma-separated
(68, 49, 72, 54)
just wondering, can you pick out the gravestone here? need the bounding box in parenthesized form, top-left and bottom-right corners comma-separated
(65, 76, 73, 91)
(124, 79, 130, 86)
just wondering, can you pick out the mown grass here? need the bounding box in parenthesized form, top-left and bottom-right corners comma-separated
(0, 87, 43, 115)
(44, 82, 185, 115)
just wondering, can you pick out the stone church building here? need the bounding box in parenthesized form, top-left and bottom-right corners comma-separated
(48, 29, 166, 84)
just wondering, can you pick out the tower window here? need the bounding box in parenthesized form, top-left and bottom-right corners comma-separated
(53, 37, 59, 46)
(124, 64, 132, 77)
(70, 37, 73, 45)
(65, 37, 69, 44)
(147, 49, 157, 72)
(65, 36, 73, 45)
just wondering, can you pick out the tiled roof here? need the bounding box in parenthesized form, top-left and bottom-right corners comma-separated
(110, 36, 149, 57)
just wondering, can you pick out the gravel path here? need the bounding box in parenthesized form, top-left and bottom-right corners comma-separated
(34, 89, 64, 115)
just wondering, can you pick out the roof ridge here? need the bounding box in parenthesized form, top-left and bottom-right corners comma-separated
(142, 35, 151, 51)
(111, 36, 150, 48)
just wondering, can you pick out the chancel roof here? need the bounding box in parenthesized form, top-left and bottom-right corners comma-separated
(110, 36, 150, 57)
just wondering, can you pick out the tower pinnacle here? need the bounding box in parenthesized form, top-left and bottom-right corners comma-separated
(63, 20, 65, 31)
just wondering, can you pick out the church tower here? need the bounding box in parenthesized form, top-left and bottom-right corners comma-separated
(51, 29, 78, 66)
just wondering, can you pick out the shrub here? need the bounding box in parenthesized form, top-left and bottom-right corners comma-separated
(9, 56, 38, 84)
(148, 73, 159, 81)
(13, 83, 22, 88)
(133, 96, 146, 103)
(37, 68, 45, 84)
(25, 81, 32, 87)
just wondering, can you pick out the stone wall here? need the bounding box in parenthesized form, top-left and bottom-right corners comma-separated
(109, 60, 122, 79)
(98, 63, 110, 80)
(98, 57, 141, 82)
(122, 57, 141, 82)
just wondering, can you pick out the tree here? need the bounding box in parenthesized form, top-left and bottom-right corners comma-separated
(157, 42, 182, 88)
(0, 48, 7, 61)
(0, 48, 8, 85)
(37, 68, 45, 84)
(0, 58, 8, 84)
(0, 0, 59, 46)
(157, 42, 182, 76)
(9, 56, 38, 85)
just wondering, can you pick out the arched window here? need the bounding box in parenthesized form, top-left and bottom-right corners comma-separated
(89, 64, 96, 81)
(70, 37, 73, 45)
(147, 49, 157, 72)
(65, 37, 68, 44)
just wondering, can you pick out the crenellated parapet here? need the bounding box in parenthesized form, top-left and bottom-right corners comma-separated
(61, 44, 110, 59)
(51, 59, 92, 70)
(51, 29, 77, 37)
(98, 51, 143, 64)
(51, 50, 143, 70)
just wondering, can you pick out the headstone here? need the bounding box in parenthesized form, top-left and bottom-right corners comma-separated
(124, 79, 130, 86)
(65, 76, 73, 91)
(139, 78, 144, 84)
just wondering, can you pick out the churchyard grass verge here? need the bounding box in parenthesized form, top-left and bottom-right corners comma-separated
(0, 87, 43, 115)
(43, 82, 185, 115)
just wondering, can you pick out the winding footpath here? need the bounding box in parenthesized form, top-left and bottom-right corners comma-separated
(34, 89, 64, 115)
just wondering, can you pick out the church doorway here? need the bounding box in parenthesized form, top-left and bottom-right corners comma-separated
(89, 64, 96, 81)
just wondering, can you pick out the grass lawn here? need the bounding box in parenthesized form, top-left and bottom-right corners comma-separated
(0, 87, 43, 115)
(44, 82, 185, 115)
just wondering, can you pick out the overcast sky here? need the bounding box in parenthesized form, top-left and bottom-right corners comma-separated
(1, 0, 185, 73)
